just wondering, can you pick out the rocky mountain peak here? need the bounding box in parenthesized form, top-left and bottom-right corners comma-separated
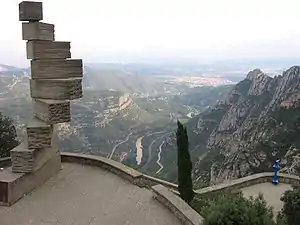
(268, 65, 300, 111)
(225, 68, 272, 105)
(283, 65, 300, 77)
(247, 69, 273, 96)
(246, 68, 266, 80)
(192, 65, 300, 186)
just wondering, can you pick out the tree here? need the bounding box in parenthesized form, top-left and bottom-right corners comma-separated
(0, 113, 19, 158)
(276, 212, 288, 225)
(202, 191, 275, 225)
(176, 120, 194, 204)
(278, 186, 300, 225)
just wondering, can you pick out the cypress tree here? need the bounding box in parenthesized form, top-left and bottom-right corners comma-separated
(176, 120, 194, 204)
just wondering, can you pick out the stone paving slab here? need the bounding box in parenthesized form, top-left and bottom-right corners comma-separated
(241, 182, 292, 215)
(0, 162, 183, 225)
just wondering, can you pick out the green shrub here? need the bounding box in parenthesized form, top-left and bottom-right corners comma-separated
(279, 186, 300, 225)
(276, 212, 288, 225)
(0, 113, 19, 157)
(200, 191, 275, 225)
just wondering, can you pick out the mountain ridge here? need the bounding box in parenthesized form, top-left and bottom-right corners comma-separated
(190, 65, 300, 185)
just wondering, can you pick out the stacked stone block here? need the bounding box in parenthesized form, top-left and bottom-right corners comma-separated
(11, 1, 83, 173)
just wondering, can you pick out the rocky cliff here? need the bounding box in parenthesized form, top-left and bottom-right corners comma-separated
(192, 66, 300, 185)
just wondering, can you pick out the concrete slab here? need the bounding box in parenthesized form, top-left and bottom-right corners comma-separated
(26, 41, 71, 59)
(27, 117, 53, 149)
(31, 59, 83, 79)
(19, 1, 43, 21)
(30, 77, 82, 100)
(33, 99, 70, 124)
(11, 142, 59, 173)
(22, 22, 54, 41)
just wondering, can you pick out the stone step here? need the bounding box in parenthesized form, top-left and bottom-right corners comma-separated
(31, 59, 82, 79)
(27, 117, 53, 150)
(11, 142, 59, 173)
(33, 99, 70, 124)
(30, 78, 82, 100)
(26, 41, 71, 59)
(19, 1, 43, 22)
(22, 22, 54, 41)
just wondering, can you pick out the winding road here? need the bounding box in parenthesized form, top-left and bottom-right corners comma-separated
(109, 132, 133, 159)
(142, 131, 167, 169)
(155, 141, 165, 174)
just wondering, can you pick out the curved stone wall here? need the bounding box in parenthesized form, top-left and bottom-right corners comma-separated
(195, 172, 300, 197)
(1, 153, 300, 225)
(0, 153, 196, 224)
(61, 153, 142, 183)
(53, 153, 300, 194)
(1, 153, 299, 194)
(152, 184, 203, 225)
(61, 153, 179, 190)
(54, 153, 201, 225)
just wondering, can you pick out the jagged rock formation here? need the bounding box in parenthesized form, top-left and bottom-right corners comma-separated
(105, 93, 133, 112)
(192, 67, 300, 185)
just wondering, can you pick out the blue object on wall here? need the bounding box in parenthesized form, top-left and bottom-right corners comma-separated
(272, 159, 281, 185)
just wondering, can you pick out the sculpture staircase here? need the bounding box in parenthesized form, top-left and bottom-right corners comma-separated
(0, 1, 83, 206)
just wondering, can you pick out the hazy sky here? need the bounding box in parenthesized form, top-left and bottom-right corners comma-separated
(1, 0, 300, 66)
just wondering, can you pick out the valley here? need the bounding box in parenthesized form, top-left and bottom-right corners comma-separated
(2, 62, 300, 187)
(0, 63, 233, 183)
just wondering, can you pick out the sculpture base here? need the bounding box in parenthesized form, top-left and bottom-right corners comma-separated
(0, 154, 61, 206)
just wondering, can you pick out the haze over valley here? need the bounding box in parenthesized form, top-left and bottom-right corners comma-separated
(0, 62, 234, 182)
(1, 59, 300, 185)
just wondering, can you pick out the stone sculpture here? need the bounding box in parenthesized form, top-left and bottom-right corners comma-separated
(0, 1, 83, 206)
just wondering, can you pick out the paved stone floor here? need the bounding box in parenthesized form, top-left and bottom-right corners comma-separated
(0, 163, 182, 225)
(242, 182, 292, 215)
